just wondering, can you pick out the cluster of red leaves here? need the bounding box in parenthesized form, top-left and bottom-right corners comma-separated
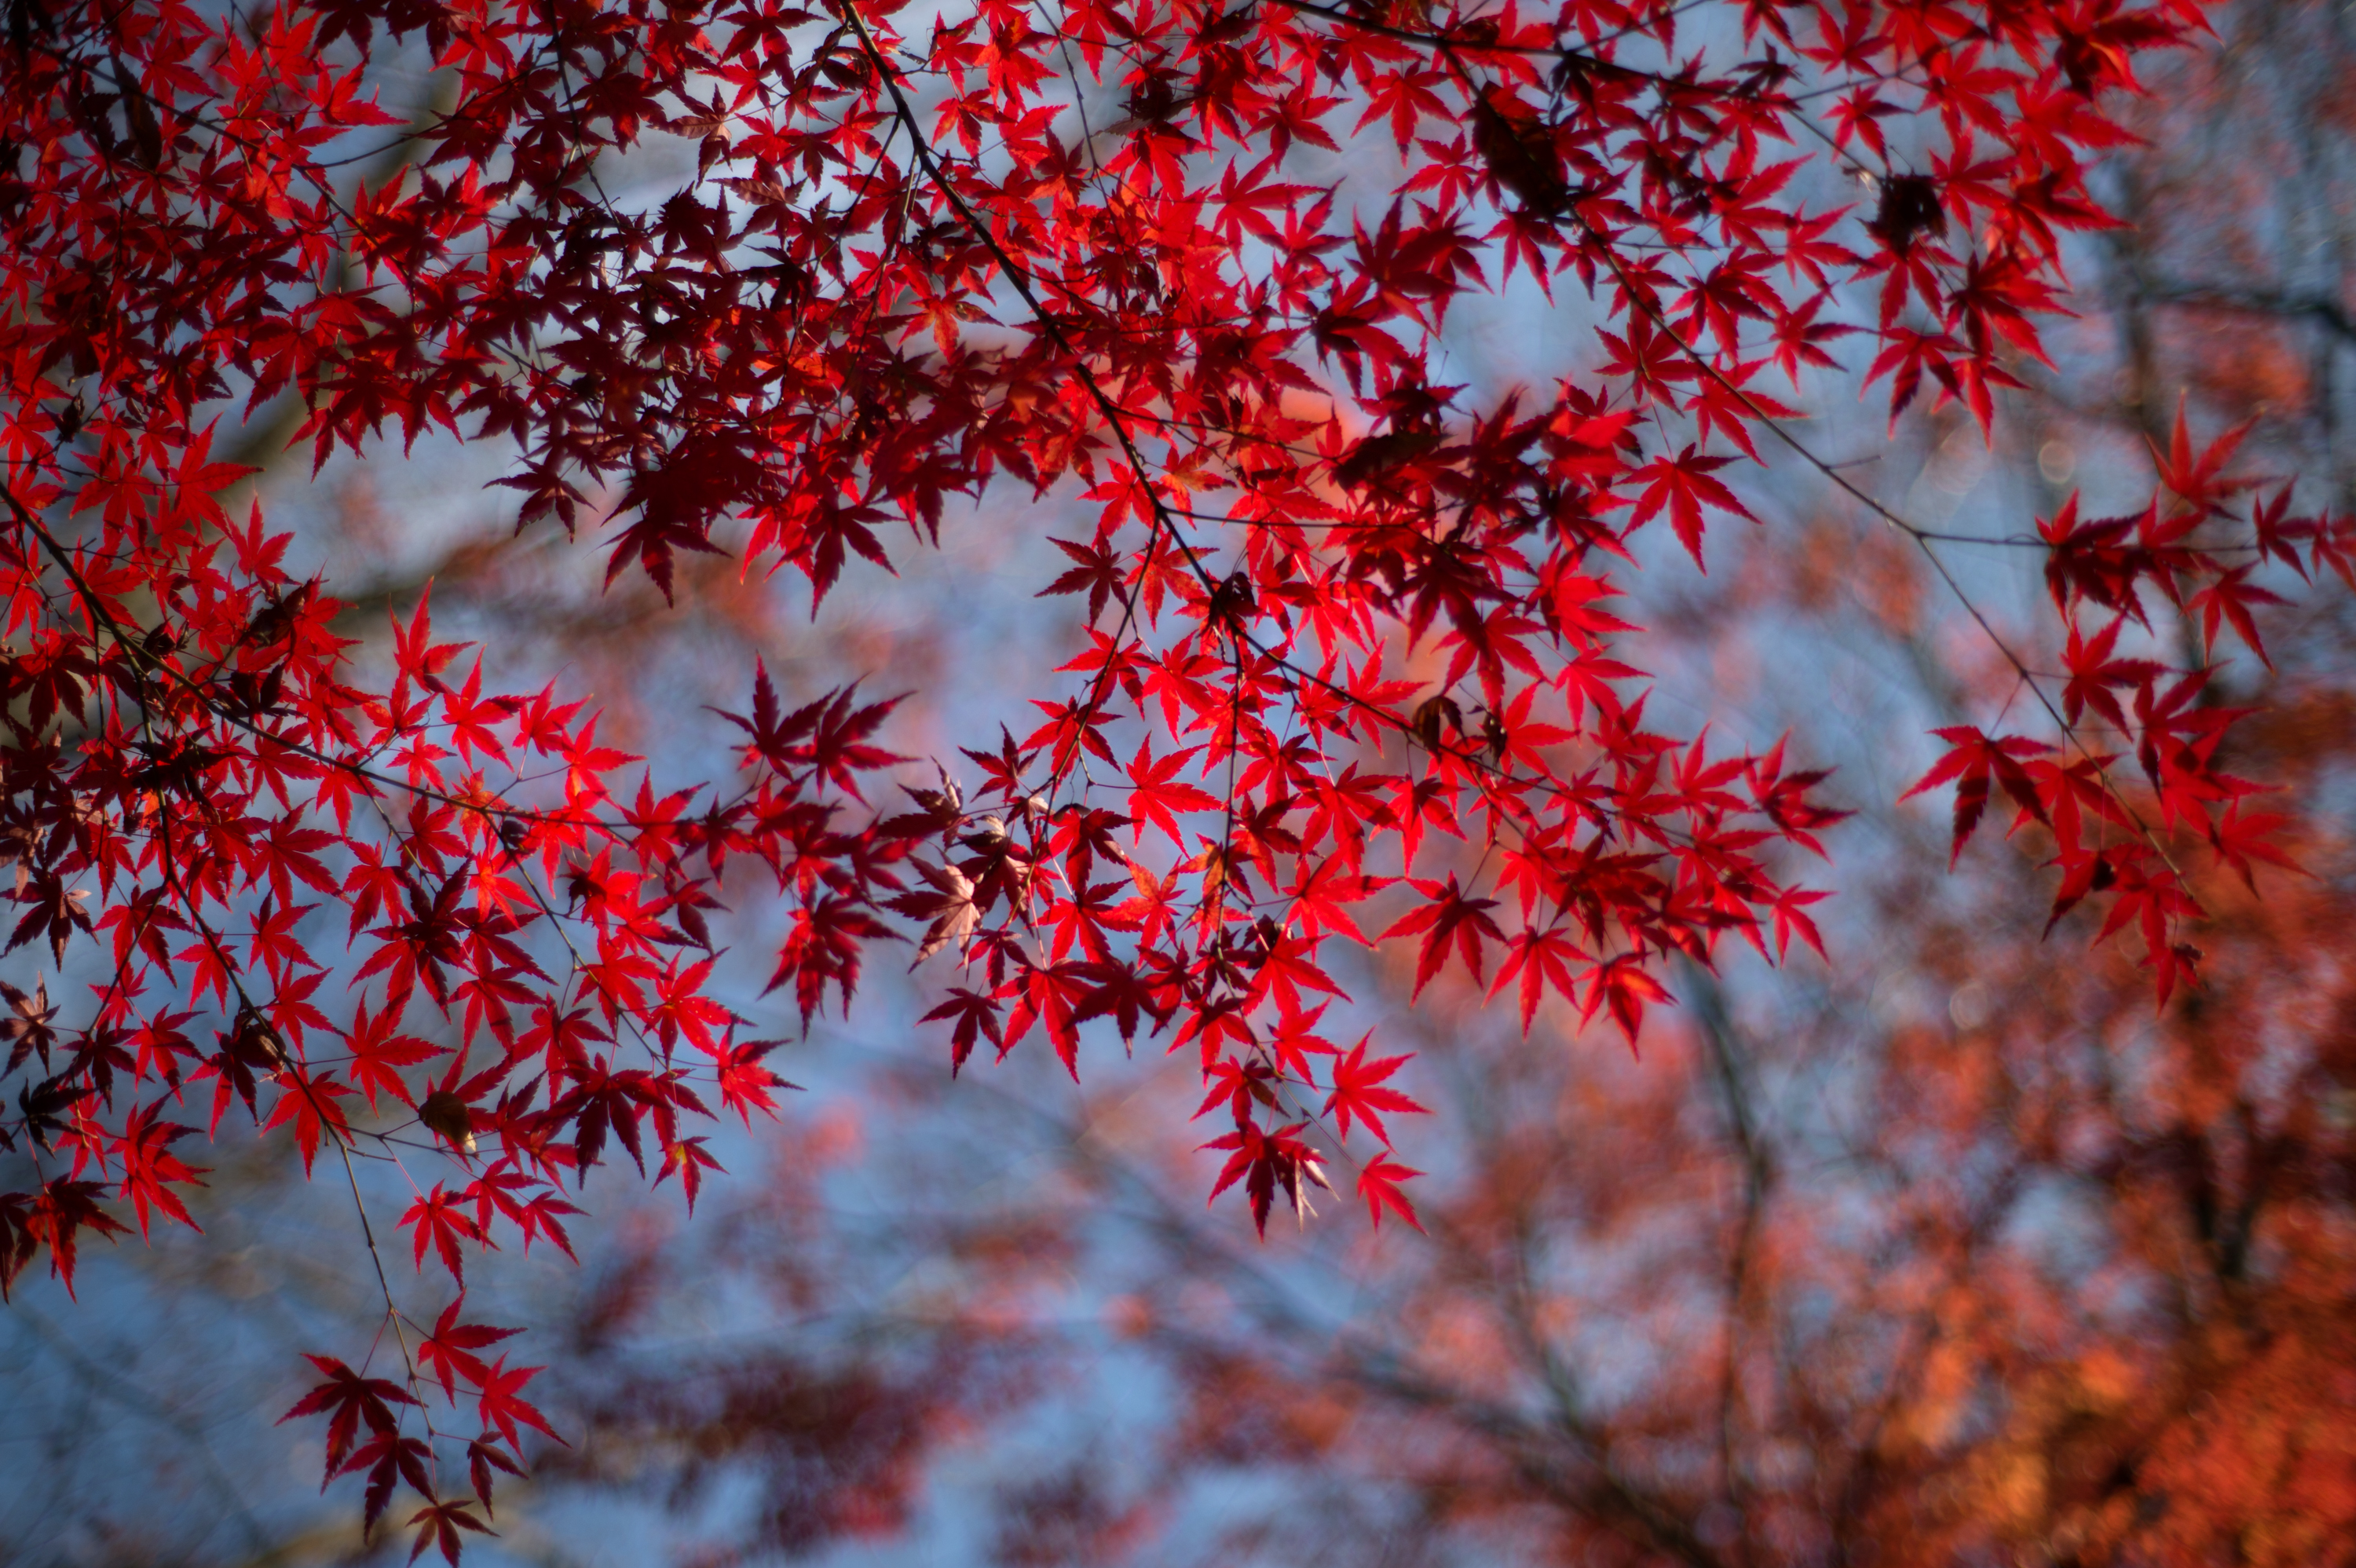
(1904, 404, 2341, 1003)
(0, 0, 2314, 1554)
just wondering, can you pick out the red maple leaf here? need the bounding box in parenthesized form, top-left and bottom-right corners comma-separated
(1322, 1035, 1427, 1145)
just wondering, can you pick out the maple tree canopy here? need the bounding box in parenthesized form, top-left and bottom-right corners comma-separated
(0, 0, 2340, 1555)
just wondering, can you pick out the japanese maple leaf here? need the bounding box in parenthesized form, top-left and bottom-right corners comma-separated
(390, 583, 467, 696)
(1202, 1117, 1330, 1236)
(2208, 801, 2298, 891)
(18, 1179, 130, 1299)
(408, 1500, 496, 1566)
(766, 894, 890, 1025)
(1322, 1035, 1426, 1145)
(280, 1354, 421, 1479)
(468, 1436, 525, 1515)
(921, 987, 1006, 1073)
(1625, 444, 1757, 568)
(2149, 397, 2256, 518)
(1038, 535, 1126, 624)
(339, 1432, 434, 1533)
(402, 1182, 488, 1285)
(244, 897, 320, 985)
(711, 658, 805, 772)
(112, 1101, 207, 1239)
(1382, 874, 1505, 996)
(416, 1295, 522, 1400)
(2185, 563, 2286, 667)
(339, 999, 442, 1111)
(1125, 737, 1220, 847)
(1069, 960, 1164, 1045)
(804, 684, 907, 800)
(1491, 924, 1587, 1033)
(472, 1355, 562, 1448)
(2058, 615, 2164, 730)
(1284, 855, 1387, 945)
(712, 1038, 795, 1123)
(888, 858, 982, 964)
(654, 1135, 723, 1212)
(253, 819, 339, 907)
(1, 977, 59, 1074)
(1356, 1153, 1425, 1232)
(1582, 953, 1674, 1046)
(1901, 726, 2052, 867)
(262, 1072, 356, 1175)
(441, 657, 520, 766)
(647, 956, 732, 1056)
(1265, 1003, 1341, 1082)
(1766, 885, 1831, 963)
